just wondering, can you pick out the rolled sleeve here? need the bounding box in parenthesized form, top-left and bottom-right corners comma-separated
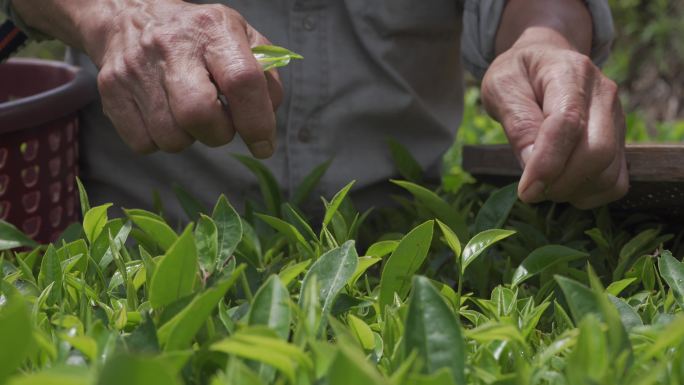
(461, 0, 615, 80)
(1, 0, 51, 41)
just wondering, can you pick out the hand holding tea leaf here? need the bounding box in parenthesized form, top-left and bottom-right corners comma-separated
(14, 0, 291, 158)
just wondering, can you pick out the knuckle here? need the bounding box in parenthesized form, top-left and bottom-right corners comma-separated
(572, 53, 594, 71)
(140, 27, 173, 53)
(146, 115, 194, 153)
(191, 5, 226, 27)
(224, 65, 264, 95)
(171, 88, 218, 128)
(557, 106, 585, 130)
(121, 49, 145, 75)
(97, 68, 118, 91)
(509, 112, 539, 134)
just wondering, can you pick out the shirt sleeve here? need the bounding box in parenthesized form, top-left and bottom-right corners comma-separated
(1, 0, 51, 41)
(461, 0, 615, 80)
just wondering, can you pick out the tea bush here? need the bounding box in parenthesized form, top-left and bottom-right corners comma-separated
(2, 146, 684, 385)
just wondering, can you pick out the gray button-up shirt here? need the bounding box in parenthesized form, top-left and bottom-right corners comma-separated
(3, 0, 614, 220)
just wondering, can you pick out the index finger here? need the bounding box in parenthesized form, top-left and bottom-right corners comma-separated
(204, 11, 276, 158)
(518, 62, 592, 202)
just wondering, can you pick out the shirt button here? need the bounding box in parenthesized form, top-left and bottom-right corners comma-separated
(302, 15, 316, 31)
(298, 127, 312, 143)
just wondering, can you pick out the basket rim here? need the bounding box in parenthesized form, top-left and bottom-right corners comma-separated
(0, 58, 97, 133)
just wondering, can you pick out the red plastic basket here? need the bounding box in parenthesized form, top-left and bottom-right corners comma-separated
(0, 58, 97, 243)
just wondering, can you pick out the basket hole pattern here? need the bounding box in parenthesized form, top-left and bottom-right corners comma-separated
(1, 118, 80, 243)
(0, 201, 9, 220)
(20, 139, 39, 162)
(0, 174, 8, 196)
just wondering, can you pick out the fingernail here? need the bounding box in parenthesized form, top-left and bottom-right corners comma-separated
(249, 140, 274, 159)
(521, 181, 546, 203)
(520, 145, 534, 167)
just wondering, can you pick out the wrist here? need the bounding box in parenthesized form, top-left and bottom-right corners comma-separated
(509, 27, 581, 54)
(10, 0, 117, 51)
(495, 0, 593, 56)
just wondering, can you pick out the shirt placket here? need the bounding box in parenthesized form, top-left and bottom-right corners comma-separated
(285, 0, 329, 197)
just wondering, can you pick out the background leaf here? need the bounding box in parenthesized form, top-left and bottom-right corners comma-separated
(405, 276, 466, 385)
(149, 226, 198, 309)
(379, 221, 434, 313)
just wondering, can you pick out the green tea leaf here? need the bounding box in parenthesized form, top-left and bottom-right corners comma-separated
(391, 180, 466, 238)
(607, 295, 643, 330)
(406, 368, 457, 385)
(461, 229, 515, 273)
(97, 220, 132, 270)
(350, 256, 382, 286)
(256, 214, 313, 255)
(436, 219, 461, 260)
(640, 314, 684, 362)
(474, 183, 517, 234)
(605, 278, 636, 297)
(98, 354, 180, 385)
(347, 314, 375, 350)
(328, 342, 390, 385)
(388, 138, 423, 183)
(658, 250, 684, 309)
(172, 183, 206, 221)
(248, 275, 291, 340)
(464, 322, 525, 345)
(83, 204, 112, 244)
(76, 177, 91, 217)
(252, 45, 303, 71)
(149, 225, 198, 309)
(566, 314, 608, 384)
(211, 330, 310, 384)
(126, 209, 178, 251)
(323, 181, 355, 229)
(38, 244, 62, 306)
(7, 366, 93, 385)
(300, 240, 359, 317)
(0, 293, 32, 382)
(365, 240, 399, 258)
(233, 154, 283, 216)
(212, 195, 243, 271)
(158, 265, 243, 350)
(555, 275, 600, 324)
(379, 220, 434, 313)
(405, 276, 466, 385)
(278, 260, 311, 286)
(291, 160, 331, 207)
(0, 220, 38, 251)
(195, 214, 218, 275)
(511, 245, 588, 287)
(246, 275, 291, 383)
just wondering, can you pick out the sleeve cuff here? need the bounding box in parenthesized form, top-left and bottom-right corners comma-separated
(461, 0, 615, 80)
(1, 0, 52, 41)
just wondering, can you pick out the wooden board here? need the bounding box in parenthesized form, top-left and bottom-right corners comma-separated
(462, 144, 684, 218)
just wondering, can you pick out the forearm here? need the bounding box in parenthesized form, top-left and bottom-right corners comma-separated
(495, 0, 593, 55)
(10, 0, 122, 56)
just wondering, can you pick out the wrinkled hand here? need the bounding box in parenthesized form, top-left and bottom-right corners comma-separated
(84, 0, 282, 156)
(481, 34, 628, 209)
